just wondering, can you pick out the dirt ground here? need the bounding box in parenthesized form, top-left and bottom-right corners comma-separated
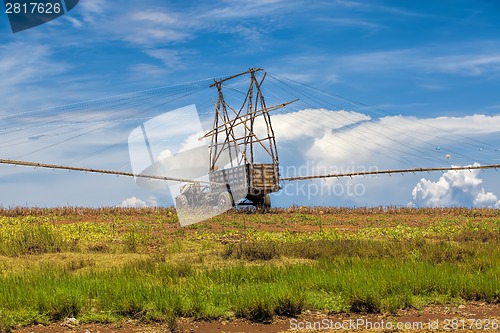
(15, 303, 499, 332)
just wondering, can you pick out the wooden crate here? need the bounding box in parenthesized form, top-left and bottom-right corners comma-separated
(209, 163, 279, 196)
(248, 163, 280, 194)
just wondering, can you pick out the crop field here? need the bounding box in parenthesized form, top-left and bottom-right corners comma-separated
(0, 207, 498, 332)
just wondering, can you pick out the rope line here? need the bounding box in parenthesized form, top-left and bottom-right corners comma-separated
(0, 159, 216, 184)
(1, 158, 498, 183)
(282, 164, 500, 181)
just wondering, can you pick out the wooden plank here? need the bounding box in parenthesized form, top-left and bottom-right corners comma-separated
(250, 163, 279, 191)
(209, 68, 263, 88)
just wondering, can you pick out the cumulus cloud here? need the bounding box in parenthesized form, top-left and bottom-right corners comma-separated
(410, 163, 500, 208)
(271, 109, 370, 141)
(265, 109, 500, 206)
(270, 110, 500, 171)
(119, 196, 148, 208)
(158, 149, 173, 160)
(4, 104, 500, 208)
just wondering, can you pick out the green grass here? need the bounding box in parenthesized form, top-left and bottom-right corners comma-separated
(0, 207, 498, 332)
(0, 252, 498, 330)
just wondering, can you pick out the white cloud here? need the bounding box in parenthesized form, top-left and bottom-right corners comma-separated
(270, 110, 500, 170)
(410, 163, 500, 208)
(315, 17, 379, 31)
(158, 149, 173, 160)
(421, 54, 500, 76)
(73, 1, 280, 48)
(265, 109, 500, 206)
(58, 0, 305, 67)
(271, 109, 370, 141)
(119, 196, 148, 208)
(78, 0, 106, 24)
(2, 105, 500, 208)
(130, 64, 170, 79)
(64, 16, 84, 28)
(131, 11, 178, 25)
(143, 49, 185, 69)
(474, 191, 500, 208)
(336, 45, 500, 77)
(215, 24, 264, 44)
(63, 3, 192, 48)
(200, 0, 295, 20)
(0, 43, 70, 113)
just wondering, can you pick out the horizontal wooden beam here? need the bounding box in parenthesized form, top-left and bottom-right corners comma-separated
(209, 68, 263, 88)
(3, 158, 499, 187)
(281, 164, 500, 181)
(0, 159, 215, 184)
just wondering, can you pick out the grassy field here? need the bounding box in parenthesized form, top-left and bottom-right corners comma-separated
(0, 207, 498, 332)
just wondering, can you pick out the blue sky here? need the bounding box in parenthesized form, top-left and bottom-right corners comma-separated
(1, 0, 500, 209)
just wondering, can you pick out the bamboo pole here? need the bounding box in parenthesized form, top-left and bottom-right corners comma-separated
(1, 158, 499, 183)
(0, 159, 211, 184)
(281, 164, 500, 181)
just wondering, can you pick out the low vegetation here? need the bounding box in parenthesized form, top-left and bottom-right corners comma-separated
(0, 207, 498, 332)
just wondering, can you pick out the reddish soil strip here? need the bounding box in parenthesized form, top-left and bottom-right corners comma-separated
(15, 303, 499, 333)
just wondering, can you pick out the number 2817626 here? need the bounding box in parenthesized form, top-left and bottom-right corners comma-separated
(5, 2, 61, 14)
